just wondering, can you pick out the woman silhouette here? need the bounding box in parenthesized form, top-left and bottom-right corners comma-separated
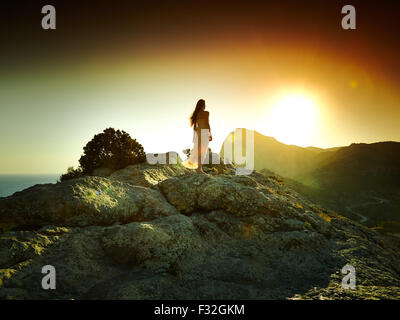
(183, 99, 212, 173)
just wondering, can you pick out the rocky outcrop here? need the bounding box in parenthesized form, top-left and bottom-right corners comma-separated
(159, 173, 278, 216)
(108, 163, 190, 187)
(0, 163, 399, 300)
(0, 175, 178, 228)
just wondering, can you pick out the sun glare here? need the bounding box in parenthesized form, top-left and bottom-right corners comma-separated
(265, 93, 319, 147)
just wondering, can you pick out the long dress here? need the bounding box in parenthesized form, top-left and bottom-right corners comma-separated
(183, 125, 211, 169)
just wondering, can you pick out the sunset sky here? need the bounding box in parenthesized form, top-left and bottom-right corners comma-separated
(1, 0, 400, 173)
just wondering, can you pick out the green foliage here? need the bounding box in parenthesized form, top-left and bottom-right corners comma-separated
(59, 166, 83, 182)
(79, 128, 146, 174)
(60, 128, 146, 181)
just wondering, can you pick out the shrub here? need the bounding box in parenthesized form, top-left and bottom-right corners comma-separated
(59, 166, 83, 182)
(79, 128, 146, 174)
(60, 128, 146, 181)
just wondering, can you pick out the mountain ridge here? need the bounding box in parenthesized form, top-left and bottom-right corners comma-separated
(220, 129, 400, 226)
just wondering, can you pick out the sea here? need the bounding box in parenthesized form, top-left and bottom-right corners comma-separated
(0, 174, 60, 198)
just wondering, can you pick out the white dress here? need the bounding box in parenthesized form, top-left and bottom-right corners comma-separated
(183, 127, 211, 169)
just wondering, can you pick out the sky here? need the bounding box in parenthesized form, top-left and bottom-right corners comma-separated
(1, 0, 400, 174)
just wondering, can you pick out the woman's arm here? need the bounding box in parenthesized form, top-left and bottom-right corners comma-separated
(206, 112, 212, 141)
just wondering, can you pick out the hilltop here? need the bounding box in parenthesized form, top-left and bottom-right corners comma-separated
(0, 162, 399, 299)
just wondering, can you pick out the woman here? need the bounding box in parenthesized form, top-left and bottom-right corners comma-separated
(183, 99, 212, 173)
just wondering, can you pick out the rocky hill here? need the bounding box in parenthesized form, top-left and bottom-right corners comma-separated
(220, 129, 322, 178)
(297, 141, 400, 226)
(299, 141, 400, 189)
(221, 129, 400, 226)
(0, 163, 399, 299)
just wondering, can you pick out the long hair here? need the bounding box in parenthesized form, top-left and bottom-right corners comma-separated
(190, 99, 205, 128)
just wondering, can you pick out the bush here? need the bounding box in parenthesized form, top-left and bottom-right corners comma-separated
(60, 128, 146, 181)
(59, 166, 83, 182)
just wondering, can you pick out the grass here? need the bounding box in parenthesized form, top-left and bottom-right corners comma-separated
(318, 212, 332, 223)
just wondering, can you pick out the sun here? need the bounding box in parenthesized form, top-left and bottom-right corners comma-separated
(265, 93, 319, 147)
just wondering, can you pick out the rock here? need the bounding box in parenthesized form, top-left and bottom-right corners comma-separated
(281, 218, 305, 231)
(109, 163, 189, 187)
(159, 174, 277, 216)
(0, 287, 30, 300)
(0, 231, 56, 268)
(101, 214, 202, 272)
(0, 163, 399, 300)
(158, 173, 209, 214)
(0, 176, 178, 228)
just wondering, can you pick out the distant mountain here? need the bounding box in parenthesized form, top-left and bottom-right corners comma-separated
(220, 128, 340, 179)
(220, 129, 400, 226)
(220, 129, 324, 178)
(300, 141, 400, 190)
